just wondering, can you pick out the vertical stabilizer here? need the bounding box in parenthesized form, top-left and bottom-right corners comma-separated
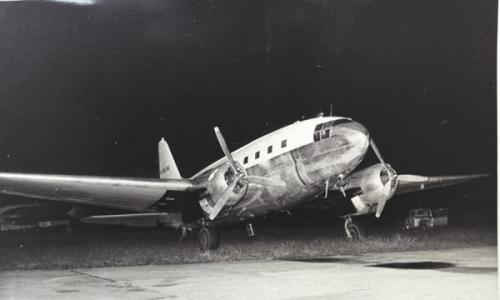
(158, 138, 182, 179)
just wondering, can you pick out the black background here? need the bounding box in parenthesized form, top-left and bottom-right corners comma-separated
(0, 0, 496, 224)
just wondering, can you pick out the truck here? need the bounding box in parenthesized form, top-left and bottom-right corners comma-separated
(401, 208, 448, 230)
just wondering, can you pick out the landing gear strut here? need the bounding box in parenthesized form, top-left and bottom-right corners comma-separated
(198, 227, 220, 251)
(66, 218, 80, 235)
(344, 216, 363, 240)
(179, 225, 191, 242)
(246, 223, 255, 237)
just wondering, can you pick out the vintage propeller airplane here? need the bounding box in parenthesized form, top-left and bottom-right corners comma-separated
(0, 114, 487, 250)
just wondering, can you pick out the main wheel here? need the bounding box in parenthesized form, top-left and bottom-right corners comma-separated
(346, 223, 363, 240)
(198, 227, 220, 251)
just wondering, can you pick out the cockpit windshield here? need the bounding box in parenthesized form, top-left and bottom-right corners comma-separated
(313, 118, 352, 141)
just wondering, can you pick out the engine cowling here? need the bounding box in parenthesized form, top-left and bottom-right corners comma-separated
(346, 163, 398, 216)
(199, 162, 248, 217)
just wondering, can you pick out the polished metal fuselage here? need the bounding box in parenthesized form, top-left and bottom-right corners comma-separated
(194, 117, 370, 225)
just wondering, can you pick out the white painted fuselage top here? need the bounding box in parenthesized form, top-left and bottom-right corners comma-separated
(192, 116, 351, 178)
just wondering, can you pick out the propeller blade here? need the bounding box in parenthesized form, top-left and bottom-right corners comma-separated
(246, 176, 286, 187)
(370, 139, 386, 166)
(376, 175, 397, 218)
(375, 197, 388, 218)
(214, 127, 237, 171)
(208, 178, 238, 220)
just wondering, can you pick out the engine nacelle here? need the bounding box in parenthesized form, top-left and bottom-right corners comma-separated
(199, 162, 248, 217)
(346, 163, 398, 215)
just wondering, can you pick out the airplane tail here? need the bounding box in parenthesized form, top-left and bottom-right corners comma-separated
(158, 138, 182, 179)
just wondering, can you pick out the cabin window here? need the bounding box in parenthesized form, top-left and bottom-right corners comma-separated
(255, 151, 260, 159)
(243, 156, 248, 164)
(281, 139, 287, 148)
(267, 145, 273, 154)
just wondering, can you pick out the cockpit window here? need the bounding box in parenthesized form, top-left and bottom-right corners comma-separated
(313, 131, 321, 142)
(313, 118, 351, 141)
(321, 128, 330, 139)
(332, 119, 352, 126)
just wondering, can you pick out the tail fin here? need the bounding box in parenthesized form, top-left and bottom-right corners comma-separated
(158, 138, 182, 179)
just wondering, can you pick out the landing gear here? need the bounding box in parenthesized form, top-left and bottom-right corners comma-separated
(66, 218, 80, 235)
(344, 216, 364, 240)
(179, 225, 190, 242)
(246, 223, 255, 237)
(198, 227, 220, 251)
(66, 206, 84, 236)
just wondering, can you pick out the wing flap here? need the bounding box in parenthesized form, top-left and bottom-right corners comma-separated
(81, 212, 182, 228)
(0, 173, 197, 211)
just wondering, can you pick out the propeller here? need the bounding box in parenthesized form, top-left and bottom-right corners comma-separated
(209, 127, 286, 220)
(375, 173, 398, 218)
(208, 172, 242, 220)
(375, 179, 393, 218)
(214, 127, 237, 172)
(370, 139, 397, 218)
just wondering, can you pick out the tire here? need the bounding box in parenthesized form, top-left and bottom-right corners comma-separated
(198, 227, 220, 251)
(347, 223, 364, 240)
(421, 221, 429, 231)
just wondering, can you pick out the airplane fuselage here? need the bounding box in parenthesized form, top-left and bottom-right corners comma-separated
(192, 116, 370, 224)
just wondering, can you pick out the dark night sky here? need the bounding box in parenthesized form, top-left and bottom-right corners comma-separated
(0, 0, 496, 219)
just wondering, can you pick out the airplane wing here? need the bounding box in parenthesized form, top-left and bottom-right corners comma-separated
(305, 166, 488, 216)
(0, 173, 200, 212)
(395, 173, 489, 195)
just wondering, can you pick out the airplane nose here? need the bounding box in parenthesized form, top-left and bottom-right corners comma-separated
(335, 121, 370, 140)
(333, 120, 370, 157)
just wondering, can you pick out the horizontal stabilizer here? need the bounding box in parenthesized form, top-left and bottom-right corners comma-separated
(81, 212, 183, 228)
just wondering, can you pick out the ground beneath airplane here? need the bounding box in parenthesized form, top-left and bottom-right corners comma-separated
(0, 246, 496, 299)
(0, 224, 495, 270)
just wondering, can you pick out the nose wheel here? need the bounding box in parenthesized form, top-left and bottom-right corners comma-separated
(344, 216, 364, 240)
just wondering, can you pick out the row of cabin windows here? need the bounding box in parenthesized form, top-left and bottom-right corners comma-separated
(242, 139, 287, 165)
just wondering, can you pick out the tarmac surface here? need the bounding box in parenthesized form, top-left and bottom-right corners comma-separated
(0, 246, 497, 300)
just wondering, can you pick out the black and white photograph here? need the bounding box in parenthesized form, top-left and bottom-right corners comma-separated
(0, 0, 496, 299)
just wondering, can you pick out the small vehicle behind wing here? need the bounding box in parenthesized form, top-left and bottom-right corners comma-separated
(402, 208, 448, 230)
